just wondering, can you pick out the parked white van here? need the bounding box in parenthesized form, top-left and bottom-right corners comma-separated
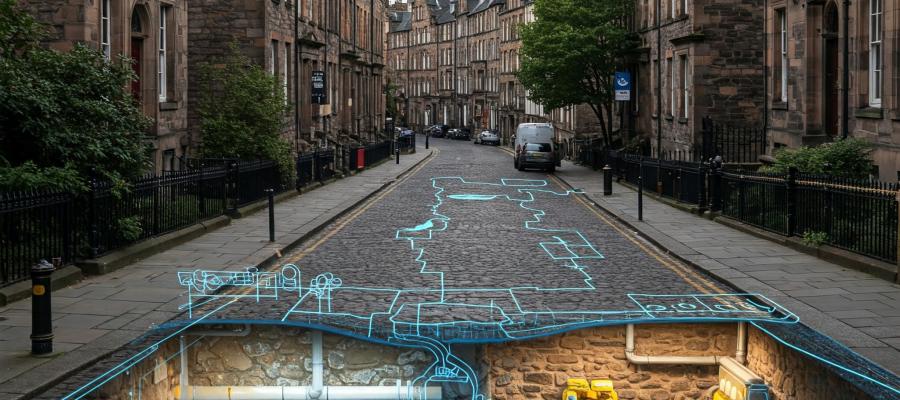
(513, 123, 559, 172)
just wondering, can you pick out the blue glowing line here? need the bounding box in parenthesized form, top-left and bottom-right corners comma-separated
(62, 299, 238, 400)
(751, 322, 900, 395)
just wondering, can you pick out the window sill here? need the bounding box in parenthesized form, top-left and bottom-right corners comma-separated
(854, 107, 883, 119)
(159, 101, 179, 111)
(678, 117, 688, 124)
(664, 114, 674, 121)
(771, 101, 788, 110)
(651, 113, 659, 119)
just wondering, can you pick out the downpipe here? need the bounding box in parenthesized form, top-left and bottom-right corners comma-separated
(624, 322, 747, 366)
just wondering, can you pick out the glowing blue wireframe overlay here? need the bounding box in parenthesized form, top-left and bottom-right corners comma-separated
(69, 177, 897, 400)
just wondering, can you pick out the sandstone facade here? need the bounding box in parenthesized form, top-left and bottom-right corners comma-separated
(632, 0, 766, 155)
(388, 0, 596, 148)
(24, 0, 191, 172)
(766, 0, 900, 181)
(188, 0, 388, 153)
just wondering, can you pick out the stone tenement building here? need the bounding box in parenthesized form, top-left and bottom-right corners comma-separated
(388, 0, 592, 149)
(188, 0, 388, 152)
(631, 0, 766, 156)
(24, 0, 388, 169)
(23, 0, 191, 171)
(767, 0, 899, 181)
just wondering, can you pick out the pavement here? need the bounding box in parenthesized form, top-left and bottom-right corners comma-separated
(0, 146, 433, 400)
(552, 158, 900, 376)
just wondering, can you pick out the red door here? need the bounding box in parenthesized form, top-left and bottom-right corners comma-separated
(131, 38, 142, 101)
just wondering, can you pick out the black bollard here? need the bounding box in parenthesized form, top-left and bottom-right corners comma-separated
(31, 259, 55, 355)
(396, 144, 400, 164)
(638, 157, 644, 221)
(425, 133, 430, 149)
(266, 189, 275, 242)
(602, 164, 613, 196)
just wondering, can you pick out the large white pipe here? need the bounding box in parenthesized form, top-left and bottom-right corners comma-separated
(310, 331, 324, 399)
(176, 385, 442, 400)
(624, 322, 748, 366)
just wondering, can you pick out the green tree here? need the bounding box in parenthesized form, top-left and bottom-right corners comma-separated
(763, 139, 874, 179)
(0, 0, 151, 192)
(198, 44, 293, 180)
(518, 0, 638, 147)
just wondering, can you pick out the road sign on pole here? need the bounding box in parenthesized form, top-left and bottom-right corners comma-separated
(614, 71, 632, 101)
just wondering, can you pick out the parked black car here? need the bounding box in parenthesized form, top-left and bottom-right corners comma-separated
(449, 128, 470, 140)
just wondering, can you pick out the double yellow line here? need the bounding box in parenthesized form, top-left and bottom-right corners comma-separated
(547, 174, 725, 296)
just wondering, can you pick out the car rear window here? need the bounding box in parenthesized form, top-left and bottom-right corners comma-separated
(525, 143, 552, 152)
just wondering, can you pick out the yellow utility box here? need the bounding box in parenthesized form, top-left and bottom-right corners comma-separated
(713, 357, 769, 400)
(562, 378, 618, 400)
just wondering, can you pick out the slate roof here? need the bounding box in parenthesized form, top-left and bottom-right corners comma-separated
(467, 0, 504, 15)
(389, 11, 412, 32)
(428, 0, 457, 24)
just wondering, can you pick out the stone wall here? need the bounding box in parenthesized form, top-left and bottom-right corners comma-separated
(745, 326, 873, 400)
(187, 325, 434, 387)
(485, 323, 737, 400)
(92, 337, 182, 400)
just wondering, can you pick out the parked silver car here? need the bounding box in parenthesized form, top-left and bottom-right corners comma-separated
(474, 130, 500, 145)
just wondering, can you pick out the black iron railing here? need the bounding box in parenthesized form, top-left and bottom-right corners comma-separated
(606, 149, 899, 263)
(296, 153, 315, 188)
(699, 116, 768, 164)
(315, 150, 335, 182)
(365, 141, 392, 166)
(1, 159, 287, 287)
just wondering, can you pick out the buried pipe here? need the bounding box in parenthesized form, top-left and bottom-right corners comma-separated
(624, 322, 748, 366)
(174, 384, 442, 400)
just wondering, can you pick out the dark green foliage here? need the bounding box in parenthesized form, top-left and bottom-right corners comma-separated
(763, 139, 874, 179)
(518, 0, 639, 147)
(0, 0, 151, 192)
(197, 44, 294, 181)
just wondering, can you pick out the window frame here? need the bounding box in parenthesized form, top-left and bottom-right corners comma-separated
(774, 8, 788, 103)
(101, 0, 111, 60)
(668, 57, 675, 116)
(680, 54, 689, 119)
(868, 0, 883, 107)
(158, 4, 168, 103)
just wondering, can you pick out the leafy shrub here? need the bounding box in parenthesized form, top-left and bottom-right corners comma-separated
(801, 231, 828, 247)
(198, 43, 294, 182)
(762, 139, 873, 179)
(116, 216, 143, 242)
(0, 0, 151, 192)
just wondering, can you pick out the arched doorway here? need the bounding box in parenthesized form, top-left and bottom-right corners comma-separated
(130, 6, 149, 101)
(823, 2, 840, 137)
